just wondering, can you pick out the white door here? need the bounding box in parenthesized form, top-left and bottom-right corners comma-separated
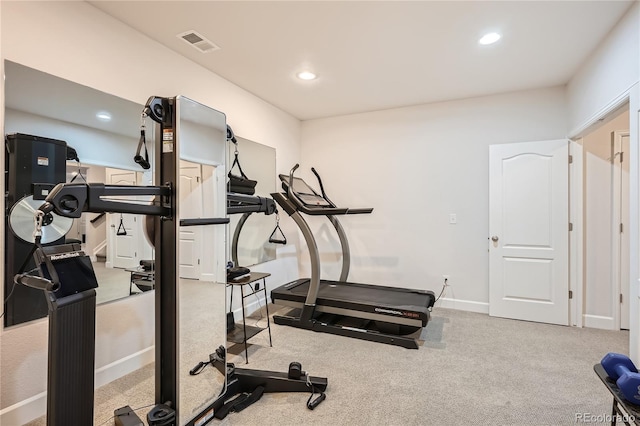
(111, 214, 139, 268)
(106, 169, 140, 269)
(179, 161, 203, 279)
(612, 131, 630, 329)
(489, 140, 570, 325)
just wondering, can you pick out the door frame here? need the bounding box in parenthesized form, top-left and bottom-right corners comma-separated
(568, 90, 637, 358)
(570, 139, 584, 327)
(612, 130, 631, 330)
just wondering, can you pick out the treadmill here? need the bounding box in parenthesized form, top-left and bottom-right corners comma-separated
(227, 192, 277, 266)
(271, 165, 435, 349)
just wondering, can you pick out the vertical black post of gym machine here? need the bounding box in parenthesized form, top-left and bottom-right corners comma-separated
(154, 97, 179, 415)
(47, 288, 96, 424)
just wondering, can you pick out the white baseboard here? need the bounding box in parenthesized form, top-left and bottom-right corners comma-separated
(230, 295, 267, 318)
(95, 346, 155, 388)
(583, 314, 616, 330)
(0, 390, 47, 426)
(436, 297, 489, 314)
(436, 299, 616, 329)
(200, 273, 215, 282)
(0, 346, 154, 425)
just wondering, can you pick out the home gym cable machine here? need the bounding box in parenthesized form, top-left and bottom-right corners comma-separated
(15, 96, 326, 426)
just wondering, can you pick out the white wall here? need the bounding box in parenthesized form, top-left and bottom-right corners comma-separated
(2, 1, 638, 423)
(567, 2, 639, 136)
(0, 1, 301, 424)
(300, 87, 567, 312)
(566, 2, 640, 361)
(5, 109, 141, 171)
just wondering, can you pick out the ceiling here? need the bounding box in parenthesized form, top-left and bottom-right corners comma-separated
(89, 1, 633, 121)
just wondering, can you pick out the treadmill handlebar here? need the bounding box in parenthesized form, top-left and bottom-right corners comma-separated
(287, 164, 300, 205)
(271, 175, 373, 216)
(278, 164, 373, 216)
(311, 167, 330, 202)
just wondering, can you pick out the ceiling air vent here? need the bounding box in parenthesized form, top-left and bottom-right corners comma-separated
(177, 30, 220, 53)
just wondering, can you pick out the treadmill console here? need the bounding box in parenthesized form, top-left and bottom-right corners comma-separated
(279, 174, 332, 207)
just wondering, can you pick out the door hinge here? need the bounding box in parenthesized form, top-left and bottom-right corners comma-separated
(569, 290, 573, 299)
(620, 152, 624, 163)
(620, 223, 624, 233)
(569, 155, 573, 164)
(198, 259, 200, 265)
(620, 294, 624, 304)
(569, 223, 573, 231)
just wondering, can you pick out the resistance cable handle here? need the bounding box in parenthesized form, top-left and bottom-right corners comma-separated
(134, 112, 151, 170)
(13, 210, 60, 292)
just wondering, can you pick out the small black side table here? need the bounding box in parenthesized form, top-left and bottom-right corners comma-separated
(594, 363, 640, 425)
(227, 272, 273, 363)
(126, 268, 155, 295)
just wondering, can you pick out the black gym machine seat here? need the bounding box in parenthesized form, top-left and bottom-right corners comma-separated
(270, 165, 435, 349)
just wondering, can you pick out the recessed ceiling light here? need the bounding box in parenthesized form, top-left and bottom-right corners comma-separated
(297, 71, 317, 81)
(479, 32, 501, 45)
(96, 112, 112, 122)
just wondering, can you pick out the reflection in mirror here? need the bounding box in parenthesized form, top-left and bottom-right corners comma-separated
(177, 96, 227, 424)
(65, 163, 154, 304)
(227, 137, 277, 267)
(3, 60, 155, 327)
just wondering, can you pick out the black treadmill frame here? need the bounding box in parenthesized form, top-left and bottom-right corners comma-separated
(271, 165, 435, 350)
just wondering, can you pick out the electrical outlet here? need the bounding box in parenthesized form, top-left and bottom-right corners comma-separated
(254, 282, 260, 291)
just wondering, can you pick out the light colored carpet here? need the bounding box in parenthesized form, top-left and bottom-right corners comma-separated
(92, 262, 136, 305)
(24, 306, 629, 426)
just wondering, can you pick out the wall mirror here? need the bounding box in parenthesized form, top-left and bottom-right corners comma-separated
(65, 164, 154, 305)
(176, 96, 228, 423)
(227, 137, 277, 267)
(3, 60, 154, 326)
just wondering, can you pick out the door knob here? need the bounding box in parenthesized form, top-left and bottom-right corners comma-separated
(491, 236, 499, 242)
